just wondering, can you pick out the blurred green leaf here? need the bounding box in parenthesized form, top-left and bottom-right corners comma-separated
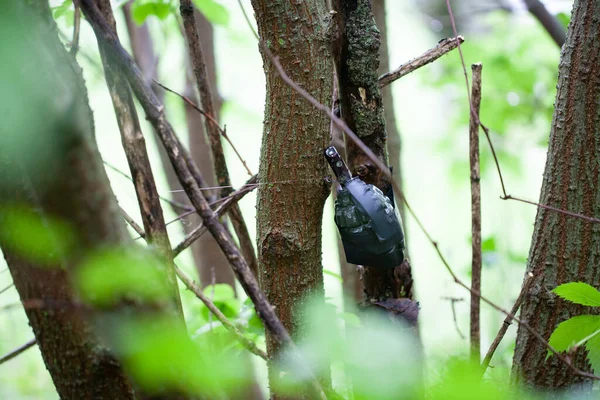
(117, 316, 251, 397)
(200, 284, 240, 319)
(192, 0, 229, 26)
(553, 282, 600, 306)
(482, 236, 497, 252)
(548, 315, 600, 354)
(76, 247, 171, 306)
(0, 205, 77, 266)
(556, 12, 570, 29)
(131, 1, 173, 25)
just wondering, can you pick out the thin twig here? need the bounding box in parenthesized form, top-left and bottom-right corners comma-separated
(442, 296, 466, 340)
(178, 0, 258, 279)
(120, 207, 145, 239)
(0, 339, 37, 365)
(469, 62, 483, 363)
(175, 265, 268, 360)
(173, 176, 258, 256)
(77, 4, 325, 398)
(70, 4, 81, 56)
(93, 0, 182, 316)
(481, 272, 534, 373)
(0, 283, 14, 296)
(153, 80, 253, 177)
(120, 193, 267, 360)
(378, 36, 465, 88)
(104, 160, 194, 212)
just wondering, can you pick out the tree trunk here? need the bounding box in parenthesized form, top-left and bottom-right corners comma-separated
(250, 0, 333, 397)
(512, 0, 600, 389)
(0, 2, 135, 398)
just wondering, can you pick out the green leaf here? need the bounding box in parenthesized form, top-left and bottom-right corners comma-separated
(203, 283, 235, 302)
(586, 333, 600, 374)
(192, 0, 229, 26)
(556, 12, 570, 29)
(0, 205, 78, 266)
(553, 282, 600, 306)
(131, 1, 172, 25)
(548, 315, 600, 355)
(481, 236, 496, 252)
(52, 0, 73, 19)
(76, 247, 172, 306)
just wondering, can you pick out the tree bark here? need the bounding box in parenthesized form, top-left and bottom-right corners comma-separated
(250, 0, 334, 397)
(512, 0, 600, 390)
(0, 2, 135, 398)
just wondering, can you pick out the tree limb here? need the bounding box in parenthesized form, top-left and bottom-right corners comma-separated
(179, 0, 258, 277)
(378, 36, 464, 88)
(523, 0, 566, 48)
(469, 62, 483, 363)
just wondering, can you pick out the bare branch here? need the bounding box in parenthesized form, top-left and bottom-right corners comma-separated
(469, 62, 483, 363)
(482, 272, 534, 373)
(0, 339, 37, 365)
(93, 0, 183, 316)
(70, 4, 81, 56)
(178, 0, 258, 277)
(0, 283, 14, 296)
(103, 161, 194, 212)
(154, 80, 253, 177)
(173, 176, 258, 256)
(378, 36, 464, 88)
(523, 0, 566, 48)
(174, 265, 268, 360)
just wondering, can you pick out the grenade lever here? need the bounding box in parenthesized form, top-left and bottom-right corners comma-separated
(324, 146, 351, 185)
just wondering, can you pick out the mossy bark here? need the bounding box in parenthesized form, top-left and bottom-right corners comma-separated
(512, 0, 600, 389)
(333, 0, 415, 309)
(251, 0, 333, 397)
(0, 2, 135, 398)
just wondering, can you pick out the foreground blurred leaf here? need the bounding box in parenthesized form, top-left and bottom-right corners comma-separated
(131, 0, 173, 24)
(192, 0, 229, 26)
(76, 247, 171, 306)
(0, 205, 77, 266)
(117, 316, 251, 396)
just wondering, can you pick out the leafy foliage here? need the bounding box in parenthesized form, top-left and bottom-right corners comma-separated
(0, 205, 77, 266)
(192, 0, 229, 26)
(131, 0, 173, 25)
(548, 283, 600, 373)
(552, 282, 600, 307)
(127, 0, 229, 26)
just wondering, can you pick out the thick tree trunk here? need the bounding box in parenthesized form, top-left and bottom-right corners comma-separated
(250, 0, 333, 397)
(512, 0, 600, 389)
(0, 2, 135, 398)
